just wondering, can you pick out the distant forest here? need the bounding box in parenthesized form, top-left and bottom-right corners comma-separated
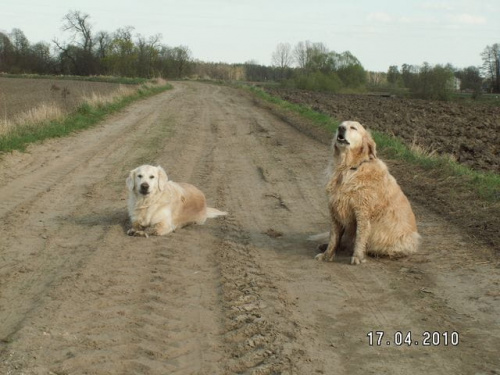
(1, 11, 499, 96)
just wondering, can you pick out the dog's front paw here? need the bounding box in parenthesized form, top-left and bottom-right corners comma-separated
(315, 253, 326, 261)
(145, 227, 160, 236)
(315, 252, 335, 262)
(350, 255, 366, 265)
(135, 231, 149, 238)
(127, 228, 149, 238)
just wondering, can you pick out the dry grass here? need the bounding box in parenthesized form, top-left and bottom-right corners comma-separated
(0, 78, 169, 137)
(1, 103, 64, 136)
(82, 85, 136, 108)
(0, 77, 122, 120)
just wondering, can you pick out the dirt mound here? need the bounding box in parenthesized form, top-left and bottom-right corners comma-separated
(264, 88, 500, 173)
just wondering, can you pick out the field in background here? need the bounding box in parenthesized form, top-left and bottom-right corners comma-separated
(262, 87, 500, 173)
(0, 77, 124, 121)
(0, 76, 171, 152)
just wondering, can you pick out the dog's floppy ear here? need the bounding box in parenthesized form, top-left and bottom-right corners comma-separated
(363, 132, 377, 159)
(126, 169, 136, 192)
(157, 166, 168, 192)
(367, 135, 377, 159)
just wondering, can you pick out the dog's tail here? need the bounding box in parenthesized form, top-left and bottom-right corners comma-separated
(206, 207, 228, 218)
(308, 232, 330, 241)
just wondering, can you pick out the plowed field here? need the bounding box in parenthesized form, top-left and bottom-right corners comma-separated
(263, 87, 500, 173)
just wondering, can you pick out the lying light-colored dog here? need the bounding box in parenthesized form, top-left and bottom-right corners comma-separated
(315, 121, 420, 265)
(126, 165, 227, 237)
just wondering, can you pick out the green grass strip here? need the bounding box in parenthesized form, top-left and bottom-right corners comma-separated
(243, 84, 339, 133)
(243, 85, 499, 202)
(0, 83, 172, 153)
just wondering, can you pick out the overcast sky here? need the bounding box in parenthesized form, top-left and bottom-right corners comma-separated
(1, 0, 499, 72)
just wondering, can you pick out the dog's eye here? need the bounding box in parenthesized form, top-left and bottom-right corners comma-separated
(137, 174, 142, 178)
(350, 126, 357, 130)
(149, 175, 155, 179)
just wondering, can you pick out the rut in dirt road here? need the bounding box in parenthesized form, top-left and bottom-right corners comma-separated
(0, 82, 499, 375)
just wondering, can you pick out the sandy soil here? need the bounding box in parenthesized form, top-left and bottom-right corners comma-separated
(0, 82, 499, 374)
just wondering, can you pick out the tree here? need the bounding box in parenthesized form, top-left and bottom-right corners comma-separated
(305, 42, 329, 72)
(159, 45, 192, 78)
(62, 11, 93, 52)
(272, 42, 293, 69)
(387, 65, 401, 86)
(0, 32, 14, 71)
(293, 41, 309, 69)
(401, 63, 418, 88)
(9, 28, 31, 72)
(408, 63, 455, 100)
(481, 43, 500, 93)
(54, 11, 98, 75)
(105, 26, 137, 77)
(136, 33, 162, 78)
(30, 42, 54, 73)
(455, 66, 483, 97)
(272, 42, 293, 80)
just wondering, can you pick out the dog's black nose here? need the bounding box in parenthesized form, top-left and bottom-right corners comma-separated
(337, 126, 346, 139)
(140, 182, 149, 190)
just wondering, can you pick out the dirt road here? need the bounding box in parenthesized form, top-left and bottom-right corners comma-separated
(0, 82, 498, 374)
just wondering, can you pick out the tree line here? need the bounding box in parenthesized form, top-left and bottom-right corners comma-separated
(0, 11, 193, 78)
(385, 44, 500, 98)
(270, 41, 367, 92)
(1, 10, 498, 97)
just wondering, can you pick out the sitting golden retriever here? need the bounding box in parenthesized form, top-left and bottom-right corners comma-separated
(315, 121, 420, 265)
(126, 165, 227, 237)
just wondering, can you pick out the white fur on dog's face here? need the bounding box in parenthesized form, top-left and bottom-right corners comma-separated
(126, 165, 168, 196)
(335, 121, 364, 149)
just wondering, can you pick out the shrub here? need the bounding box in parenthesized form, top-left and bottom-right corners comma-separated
(285, 71, 343, 92)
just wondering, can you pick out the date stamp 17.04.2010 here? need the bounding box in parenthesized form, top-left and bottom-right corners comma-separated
(367, 331, 459, 347)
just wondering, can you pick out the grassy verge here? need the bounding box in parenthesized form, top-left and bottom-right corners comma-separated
(244, 85, 339, 134)
(372, 132, 499, 202)
(0, 80, 172, 153)
(0, 73, 149, 85)
(244, 85, 499, 202)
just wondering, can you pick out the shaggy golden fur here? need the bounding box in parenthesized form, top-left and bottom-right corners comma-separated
(126, 165, 227, 237)
(315, 121, 420, 265)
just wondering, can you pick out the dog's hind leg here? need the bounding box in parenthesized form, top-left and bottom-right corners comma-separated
(146, 221, 175, 236)
(316, 219, 343, 262)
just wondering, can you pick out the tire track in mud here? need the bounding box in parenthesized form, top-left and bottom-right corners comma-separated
(0, 85, 225, 374)
(0, 99, 171, 343)
(165, 86, 297, 374)
(202, 89, 312, 374)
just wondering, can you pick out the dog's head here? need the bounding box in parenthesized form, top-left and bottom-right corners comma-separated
(333, 121, 377, 162)
(126, 165, 169, 196)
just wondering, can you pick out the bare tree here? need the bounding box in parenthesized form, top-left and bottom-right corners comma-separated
(481, 43, 500, 93)
(271, 42, 293, 69)
(136, 33, 162, 77)
(54, 11, 97, 75)
(293, 41, 329, 71)
(293, 41, 309, 69)
(61, 11, 93, 52)
(95, 31, 112, 60)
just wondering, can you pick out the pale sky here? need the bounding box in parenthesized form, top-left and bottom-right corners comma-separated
(1, 0, 499, 72)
